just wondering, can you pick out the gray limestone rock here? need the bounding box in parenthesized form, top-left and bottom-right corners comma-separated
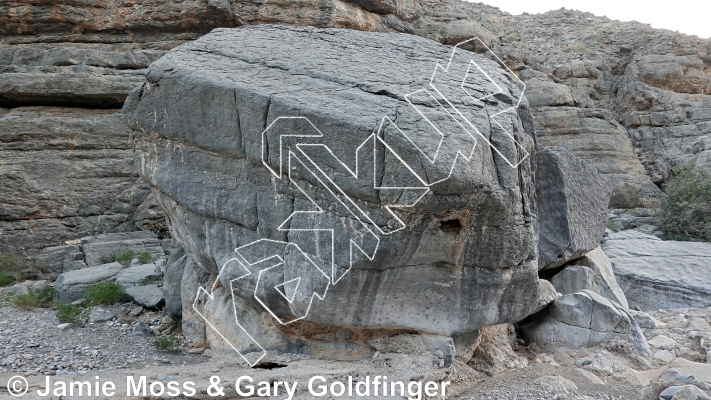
(81, 231, 165, 267)
(163, 246, 187, 318)
(660, 385, 710, 400)
(125, 284, 164, 308)
(0, 108, 141, 255)
(54, 262, 123, 302)
(180, 256, 210, 344)
(537, 147, 611, 270)
(521, 290, 649, 353)
(89, 305, 118, 323)
(531, 279, 559, 314)
(131, 321, 154, 337)
(116, 264, 163, 288)
(525, 80, 575, 108)
(602, 230, 711, 310)
(125, 25, 539, 352)
(33, 245, 86, 276)
(550, 247, 628, 308)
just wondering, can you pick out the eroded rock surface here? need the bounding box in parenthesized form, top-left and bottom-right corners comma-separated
(125, 25, 538, 353)
(603, 230, 711, 311)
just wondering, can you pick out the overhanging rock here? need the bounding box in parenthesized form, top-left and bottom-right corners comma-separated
(124, 25, 538, 357)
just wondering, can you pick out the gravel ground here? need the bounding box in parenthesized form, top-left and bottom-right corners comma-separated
(0, 295, 206, 376)
(1, 290, 710, 400)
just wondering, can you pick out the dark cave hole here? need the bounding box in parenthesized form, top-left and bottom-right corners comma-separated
(440, 219, 462, 234)
(252, 361, 288, 370)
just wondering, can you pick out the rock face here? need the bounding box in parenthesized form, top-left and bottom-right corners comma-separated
(125, 25, 539, 354)
(81, 231, 165, 267)
(536, 146, 611, 270)
(497, 7, 710, 208)
(0, 107, 161, 254)
(603, 230, 711, 311)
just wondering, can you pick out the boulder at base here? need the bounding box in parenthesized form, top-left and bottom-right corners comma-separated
(520, 290, 649, 353)
(550, 247, 628, 308)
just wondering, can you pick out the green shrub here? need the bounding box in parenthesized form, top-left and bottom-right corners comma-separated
(660, 160, 711, 241)
(607, 220, 620, 233)
(101, 249, 135, 267)
(83, 282, 125, 306)
(0, 252, 49, 282)
(154, 335, 181, 353)
(56, 302, 87, 324)
(13, 286, 55, 310)
(138, 251, 153, 264)
(0, 272, 13, 287)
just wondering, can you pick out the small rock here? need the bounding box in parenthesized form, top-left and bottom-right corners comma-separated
(628, 309, 659, 329)
(156, 374, 168, 381)
(534, 375, 578, 395)
(125, 285, 164, 308)
(56, 323, 71, 331)
(89, 306, 118, 323)
(659, 385, 711, 400)
(539, 354, 560, 366)
(574, 368, 604, 385)
(188, 348, 205, 355)
(654, 350, 675, 363)
(131, 321, 153, 337)
(648, 335, 678, 350)
(2, 354, 17, 366)
(129, 306, 143, 317)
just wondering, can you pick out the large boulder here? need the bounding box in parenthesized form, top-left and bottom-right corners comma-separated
(602, 230, 711, 310)
(520, 290, 649, 353)
(125, 25, 539, 355)
(536, 146, 611, 270)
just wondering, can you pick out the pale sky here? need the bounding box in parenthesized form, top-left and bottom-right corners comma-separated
(475, 1, 711, 39)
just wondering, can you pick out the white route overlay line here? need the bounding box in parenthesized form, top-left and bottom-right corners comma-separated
(429, 37, 528, 168)
(193, 37, 527, 366)
(278, 150, 381, 285)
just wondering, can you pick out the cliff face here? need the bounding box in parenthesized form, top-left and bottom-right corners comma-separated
(474, 6, 711, 208)
(2, 1, 710, 249)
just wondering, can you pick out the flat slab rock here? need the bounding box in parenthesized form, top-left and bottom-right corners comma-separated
(125, 285, 164, 308)
(603, 230, 711, 311)
(54, 262, 123, 302)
